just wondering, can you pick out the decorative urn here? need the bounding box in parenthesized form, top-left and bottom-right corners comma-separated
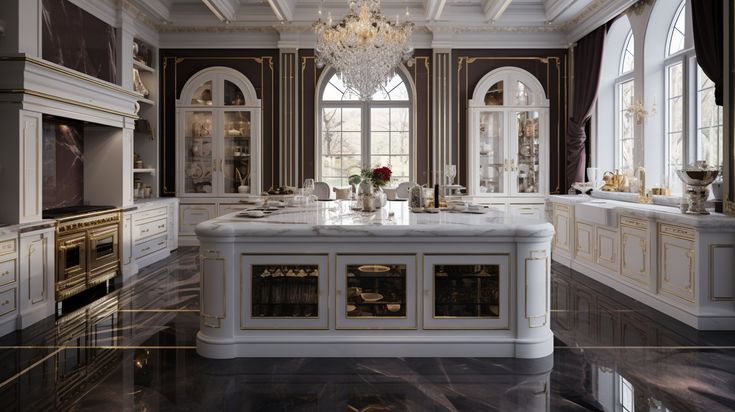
(676, 161, 719, 215)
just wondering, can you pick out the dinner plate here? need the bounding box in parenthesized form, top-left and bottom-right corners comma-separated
(360, 293, 383, 302)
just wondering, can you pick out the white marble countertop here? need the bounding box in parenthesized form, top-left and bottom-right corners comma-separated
(195, 201, 554, 239)
(548, 195, 735, 229)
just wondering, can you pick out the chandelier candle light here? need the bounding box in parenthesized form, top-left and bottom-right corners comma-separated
(313, 0, 414, 100)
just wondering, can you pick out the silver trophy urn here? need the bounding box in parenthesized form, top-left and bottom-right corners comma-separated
(676, 161, 719, 215)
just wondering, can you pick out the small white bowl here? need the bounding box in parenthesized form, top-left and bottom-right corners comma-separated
(244, 210, 265, 218)
(386, 304, 401, 312)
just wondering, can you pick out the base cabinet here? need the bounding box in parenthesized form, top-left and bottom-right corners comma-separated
(595, 227, 618, 272)
(180, 200, 259, 245)
(658, 228, 696, 304)
(552, 205, 571, 253)
(122, 199, 179, 279)
(19, 228, 55, 328)
(574, 222, 594, 262)
(620, 224, 650, 287)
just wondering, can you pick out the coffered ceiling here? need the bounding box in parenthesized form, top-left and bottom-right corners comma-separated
(125, 0, 637, 47)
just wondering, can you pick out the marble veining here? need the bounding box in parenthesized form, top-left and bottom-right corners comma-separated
(196, 201, 555, 239)
(0, 248, 734, 411)
(42, 117, 84, 210)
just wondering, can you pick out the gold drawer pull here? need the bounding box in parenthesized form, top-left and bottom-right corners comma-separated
(158, 224, 165, 229)
(1, 271, 8, 276)
(157, 242, 165, 247)
(2, 300, 9, 305)
(141, 247, 151, 252)
(142, 229, 149, 233)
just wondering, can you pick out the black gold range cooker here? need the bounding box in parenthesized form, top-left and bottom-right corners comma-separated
(43, 206, 121, 301)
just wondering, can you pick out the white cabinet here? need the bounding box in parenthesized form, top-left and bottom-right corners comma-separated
(18, 227, 55, 328)
(575, 222, 595, 262)
(509, 204, 546, 220)
(422, 254, 510, 330)
(595, 227, 619, 273)
(552, 204, 571, 252)
(0, 110, 43, 225)
(467, 67, 549, 200)
(658, 224, 696, 303)
(335, 255, 418, 330)
(620, 217, 651, 287)
(0, 236, 18, 336)
(176, 67, 261, 197)
(180, 204, 217, 236)
(122, 199, 179, 278)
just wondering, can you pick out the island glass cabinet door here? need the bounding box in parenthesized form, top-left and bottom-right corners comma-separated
(335, 255, 417, 330)
(422, 255, 510, 329)
(240, 254, 329, 330)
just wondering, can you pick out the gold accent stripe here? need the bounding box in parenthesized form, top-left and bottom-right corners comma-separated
(0, 89, 138, 119)
(0, 348, 62, 390)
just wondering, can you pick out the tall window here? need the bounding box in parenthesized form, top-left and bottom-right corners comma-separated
(663, 1, 723, 190)
(616, 31, 635, 171)
(318, 71, 413, 187)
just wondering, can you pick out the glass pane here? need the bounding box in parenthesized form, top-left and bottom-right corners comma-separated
(371, 108, 390, 131)
(668, 4, 686, 56)
(251, 264, 320, 317)
(223, 111, 252, 193)
(321, 106, 362, 186)
(479, 111, 504, 194)
(346, 264, 407, 318)
(224, 80, 246, 105)
(617, 80, 635, 171)
(516, 111, 540, 193)
(620, 31, 635, 74)
(514, 81, 531, 106)
(190, 81, 213, 106)
(697, 66, 723, 168)
(323, 73, 360, 101)
(434, 264, 500, 318)
(484, 81, 503, 106)
(184, 111, 213, 194)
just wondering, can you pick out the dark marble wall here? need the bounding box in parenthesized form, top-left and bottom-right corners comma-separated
(42, 0, 118, 84)
(43, 117, 84, 210)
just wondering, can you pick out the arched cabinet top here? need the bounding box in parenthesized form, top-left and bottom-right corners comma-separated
(177, 66, 261, 108)
(469, 67, 549, 108)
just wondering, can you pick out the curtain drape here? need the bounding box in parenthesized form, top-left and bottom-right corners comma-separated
(692, 0, 724, 106)
(565, 26, 607, 189)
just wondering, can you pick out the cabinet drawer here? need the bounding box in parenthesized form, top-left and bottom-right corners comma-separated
(0, 259, 16, 288)
(510, 204, 545, 219)
(134, 207, 167, 221)
(134, 218, 167, 241)
(620, 216, 648, 230)
(133, 235, 167, 259)
(0, 239, 15, 256)
(0, 288, 16, 317)
(218, 204, 251, 217)
(659, 223, 695, 241)
(553, 204, 569, 213)
(180, 204, 216, 235)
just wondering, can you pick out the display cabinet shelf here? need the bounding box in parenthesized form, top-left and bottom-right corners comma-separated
(133, 168, 155, 175)
(133, 60, 155, 73)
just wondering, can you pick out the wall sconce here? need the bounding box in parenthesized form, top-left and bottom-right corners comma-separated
(625, 100, 656, 124)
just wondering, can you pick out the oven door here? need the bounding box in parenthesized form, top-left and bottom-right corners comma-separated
(87, 224, 120, 284)
(56, 233, 87, 299)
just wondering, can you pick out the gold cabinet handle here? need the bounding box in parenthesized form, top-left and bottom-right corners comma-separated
(1, 271, 8, 276)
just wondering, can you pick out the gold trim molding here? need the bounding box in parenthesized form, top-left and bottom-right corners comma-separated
(0, 89, 138, 119)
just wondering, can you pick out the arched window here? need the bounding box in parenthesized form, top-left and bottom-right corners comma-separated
(317, 69, 413, 187)
(616, 30, 635, 171)
(664, 1, 689, 189)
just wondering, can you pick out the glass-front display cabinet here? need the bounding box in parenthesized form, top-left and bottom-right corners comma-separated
(240, 255, 329, 329)
(176, 68, 261, 196)
(336, 255, 417, 329)
(423, 255, 510, 329)
(467, 67, 549, 198)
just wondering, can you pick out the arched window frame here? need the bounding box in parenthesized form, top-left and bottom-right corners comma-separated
(615, 30, 636, 171)
(315, 68, 415, 187)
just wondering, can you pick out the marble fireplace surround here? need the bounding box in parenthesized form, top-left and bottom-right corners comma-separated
(0, 55, 141, 209)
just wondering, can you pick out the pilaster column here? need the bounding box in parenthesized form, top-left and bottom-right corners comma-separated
(279, 46, 299, 187)
(432, 45, 453, 186)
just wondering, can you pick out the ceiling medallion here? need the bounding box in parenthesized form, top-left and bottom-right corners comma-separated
(313, 0, 414, 100)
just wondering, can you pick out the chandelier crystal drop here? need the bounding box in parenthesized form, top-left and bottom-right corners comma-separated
(313, 0, 414, 100)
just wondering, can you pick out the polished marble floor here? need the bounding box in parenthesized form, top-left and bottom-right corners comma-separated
(1, 248, 734, 411)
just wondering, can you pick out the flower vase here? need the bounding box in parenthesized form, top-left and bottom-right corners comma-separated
(373, 186, 387, 208)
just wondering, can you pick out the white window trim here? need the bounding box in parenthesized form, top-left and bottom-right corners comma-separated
(315, 67, 416, 185)
(614, 29, 635, 171)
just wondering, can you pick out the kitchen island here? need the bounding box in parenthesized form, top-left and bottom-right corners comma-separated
(195, 201, 554, 359)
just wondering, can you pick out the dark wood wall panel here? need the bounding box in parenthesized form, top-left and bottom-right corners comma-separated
(452, 49, 568, 194)
(159, 49, 279, 195)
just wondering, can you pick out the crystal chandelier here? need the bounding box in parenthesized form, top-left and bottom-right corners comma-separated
(313, 0, 414, 100)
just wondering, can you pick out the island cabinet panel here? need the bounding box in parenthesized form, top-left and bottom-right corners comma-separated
(552, 205, 570, 252)
(574, 222, 594, 263)
(620, 223, 650, 287)
(335, 255, 417, 330)
(595, 227, 619, 273)
(422, 255, 510, 330)
(240, 254, 329, 330)
(658, 233, 696, 304)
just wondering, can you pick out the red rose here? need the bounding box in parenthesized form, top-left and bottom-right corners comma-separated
(372, 166, 392, 183)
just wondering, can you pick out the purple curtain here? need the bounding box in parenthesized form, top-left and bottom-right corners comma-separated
(692, 0, 724, 106)
(565, 26, 606, 189)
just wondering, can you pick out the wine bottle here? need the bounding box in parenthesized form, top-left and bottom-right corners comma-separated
(434, 183, 440, 209)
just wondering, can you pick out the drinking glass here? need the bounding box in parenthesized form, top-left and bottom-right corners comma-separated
(445, 164, 457, 185)
(303, 179, 315, 203)
(586, 167, 598, 189)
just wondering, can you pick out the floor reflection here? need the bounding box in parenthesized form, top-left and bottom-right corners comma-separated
(0, 248, 732, 411)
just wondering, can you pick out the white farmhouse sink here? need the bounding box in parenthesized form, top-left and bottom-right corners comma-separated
(575, 200, 618, 226)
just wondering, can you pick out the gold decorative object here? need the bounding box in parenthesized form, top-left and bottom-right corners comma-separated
(625, 100, 656, 124)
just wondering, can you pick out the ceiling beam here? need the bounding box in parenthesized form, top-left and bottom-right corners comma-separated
(545, 0, 577, 23)
(482, 0, 513, 23)
(265, 0, 294, 22)
(424, 0, 447, 22)
(201, 0, 238, 22)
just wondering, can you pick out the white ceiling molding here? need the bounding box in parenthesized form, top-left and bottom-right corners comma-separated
(201, 0, 238, 22)
(564, 0, 636, 43)
(545, 0, 576, 23)
(482, 0, 513, 23)
(424, 0, 447, 21)
(266, 0, 295, 22)
(125, 0, 172, 23)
